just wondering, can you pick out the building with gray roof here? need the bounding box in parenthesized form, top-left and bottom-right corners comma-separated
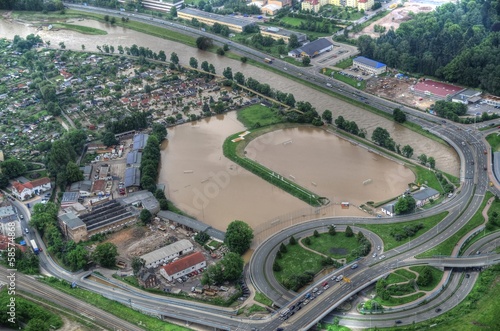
(178, 8, 255, 32)
(287, 38, 333, 58)
(132, 133, 149, 151)
(58, 212, 87, 243)
(141, 239, 194, 268)
(119, 190, 160, 214)
(124, 167, 141, 191)
(157, 210, 225, 241)
(126, 150, 142, 167)
(412, 187, 440, 207)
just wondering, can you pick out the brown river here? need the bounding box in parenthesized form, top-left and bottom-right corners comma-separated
(0, 17, 459, 230)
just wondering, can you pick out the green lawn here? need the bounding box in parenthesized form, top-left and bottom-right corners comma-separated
(385, 272, 408, 285)
(409, 266, 444, 291)
(486, 132, 500, 152)
(273, 243, 324, 284)
(237, 105, 284, 128)
(304, 232, 360, 261)
(254, 292, 273, 307)
(394, 268, 417, 280)
(334, 57, 353, 69)
(418, 192, 491, 258)
(357, 212, 447, 251)
(281, 16, 306, 27)
(52, 23, 107, 35)
(410, 165, 445, 193)
(375, 292, 425, 307)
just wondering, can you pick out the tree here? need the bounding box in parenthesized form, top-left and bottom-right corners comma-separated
(273, 261, 282, 272)
(418, 154, 428, 165)
(234, 72, 245, 85)
(402, 145, 414, 158)
(0, 159, 26, 178)
(322, 110, 333, 124)
(395, 196, 417, 215)
(223, 44, 230, 52)
(64, 245, 89, 272)
(151, 123, 168, 141)
(279, 243, 287, 253)
(393, 108, 406, 123)
(288, 34, 300, 49)
(216, 47, 225, 56)
(428, 157, 436, 169)
(302, 57, 311, 66)
(59, 41, 65, 49)
(241, 56, 248, 63)
(66, 161, 83, 184)
(170, 52, 179, 64)
(92, 243, 118, 268)
(220, 252, 244, 282)
(224, 220, 254, 255)
(0, 173, 9, 189)
(131, 257, 145, 276)
(313, 230, 320, 237)
(328, 225, 336, 236)
(102, 131, 118, 147)
(196, 36, 213, 50)
(372, 127, 391, 147)
(289, 235, 297, 245)
(189, 57, 198, 69)
(345, 226, 354, 237)
(222, 67, 233, 80)
(81, 44, 85, 51)
(139, 209, 153, 224)
(304, 237, 311, 245)
(170, 6, 177, 17)
(201, 263, 224, 286)
(416, 266, 433, 286)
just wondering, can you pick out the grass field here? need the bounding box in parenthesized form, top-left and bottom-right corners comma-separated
(237, 105, 284, 128)
(409, 266, 444, 291)
(418, 192, 491, 258)
(385, 272, 408, 285)
(375, 292, 425, 307)
(334, 57, 353, 69)
(52, 23, 107, 35)
(281, 16, 307, 27)
(358, 211, 447, 251)
(331, 72, 366, 89)
(273, 242, 325, 283)
(305, 232, 360, 261)
(254, 292, 273, 307)
(410, 165, 444, 193)
(486, 132, 500, 152)
(394, 268, 417, 280)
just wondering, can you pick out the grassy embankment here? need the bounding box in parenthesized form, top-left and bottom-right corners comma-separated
(371, 265, 500, 331)
(305, 232, 362, 263)
(486, 132, 500, 152)
(40, 277, 192, 331)
(51, 23, 107, 35)
(357, 212, 448, 251)
(418, 192, 491, 258)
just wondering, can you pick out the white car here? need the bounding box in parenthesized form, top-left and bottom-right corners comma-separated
(379, 255, 386, 260)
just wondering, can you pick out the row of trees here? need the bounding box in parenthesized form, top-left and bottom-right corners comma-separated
(390, 222, 424, 241)
(433, 100, 468, 122)
(139, 124, 167, 193)
(334, 115, 366, 138)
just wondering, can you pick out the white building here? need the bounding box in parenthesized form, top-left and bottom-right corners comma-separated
(352, 56, 387, 75)
(141, 239, 194, 268)
(160, 251, 206, 281)
(11, 177, 51, 201)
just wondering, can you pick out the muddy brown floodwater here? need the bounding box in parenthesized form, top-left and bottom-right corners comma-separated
(1, 17, 460, 230)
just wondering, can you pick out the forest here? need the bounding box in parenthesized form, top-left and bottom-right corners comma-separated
(357, 0, 500, 95)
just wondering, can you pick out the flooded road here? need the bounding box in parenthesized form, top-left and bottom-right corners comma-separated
(1, 17, 459, 230)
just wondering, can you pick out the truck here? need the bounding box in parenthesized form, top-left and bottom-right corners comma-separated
(264, 58, 273, 64)
(30, 239, 39, 254)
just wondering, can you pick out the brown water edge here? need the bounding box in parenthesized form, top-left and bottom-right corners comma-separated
(0, 18, 459, 176)
(159, 112, 414, 232)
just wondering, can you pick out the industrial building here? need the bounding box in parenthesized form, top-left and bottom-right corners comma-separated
(288, 38, 333, 58)
(141, 0, 184, 13)
(178, 8, 256, 33)
(260, 27, 307, 44)
(157, 210, 225, 241)
(352, 56, 387, 75)
(411, 79, 465, 101)
(159, 251, 206, 281)
(141, 239, 194, 268)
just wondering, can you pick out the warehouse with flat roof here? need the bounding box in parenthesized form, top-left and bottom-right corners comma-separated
(178, 8, 255, 32)
(141, 239, 194, 268)
(287, 38, 333, 58)
(353, 56, 387, 75)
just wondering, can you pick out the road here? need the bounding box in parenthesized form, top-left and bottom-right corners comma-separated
(15, 3, 500, 330)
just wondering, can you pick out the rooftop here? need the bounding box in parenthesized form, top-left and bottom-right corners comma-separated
(157, 210, 225, 241)
(124, 167, 141, 187)
(140, 239, 193, 266)
(132, 133, 149, 151)
(179, 8, 255, 28)
(291, 38, 333, 57)
(412, 187, 440, 201)
(354, 56, 386, 69)
(59, 212, 86, 229)
(161, 251, 206, 276)
(119, 190, 159, 214)
(413, 79, 464, 98)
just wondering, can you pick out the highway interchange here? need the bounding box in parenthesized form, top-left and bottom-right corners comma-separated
(5, 3, 500, 330)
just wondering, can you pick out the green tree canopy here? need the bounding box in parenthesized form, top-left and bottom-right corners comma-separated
(92, 242, 119, 268)
(224, 220, 254, 255)
(0, 158, 26, 178)
(395, 195, 417, 215)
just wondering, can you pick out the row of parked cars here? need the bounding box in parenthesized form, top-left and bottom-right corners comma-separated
(176, 268, 205, 283)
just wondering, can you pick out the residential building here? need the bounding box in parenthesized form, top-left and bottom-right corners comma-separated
(0, 235, 26, 252)
(11, 177, 51, 201)
(288, 38, 333, 58)
(412, 187, 440, 207)
(160, 251, 206, 281)
(141, 0, 184, 12)
(137, 268, 160, 288)
(301, 0, 321, 13)
(353, 56, 387, 75)
(178, 8, 256, 33)
(141, 239, 194, 268)
(381, 203, 395, 217)
(0, 206, 20, 237)
(357, 0, 374, 11)
(411, 79, 464, 101)
(301, 0, 371, 12)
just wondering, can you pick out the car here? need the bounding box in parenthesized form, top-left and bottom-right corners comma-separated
(277, 328, 284, 331)
(24, 228, 29, 234)
(435, 308, 442, 313)
(312, 287, 318, 293)
(395, 320, 402, 324)
(466, 273, 470, 278)
(351, 264, 358, 269)
(379, 255, 386, 260)
(322, 281, 328, 287)
(316, 290, 323, 295)
(377, 245, 381, 250)
(19, 214, 24, 220)
(324, 285, 329, 290)
(372, 253, 377, 258)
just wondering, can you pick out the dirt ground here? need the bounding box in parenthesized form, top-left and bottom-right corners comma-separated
(58, 315, 92, 331)
(365, 74, 434, 110)
(353, 0, 452, 39)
